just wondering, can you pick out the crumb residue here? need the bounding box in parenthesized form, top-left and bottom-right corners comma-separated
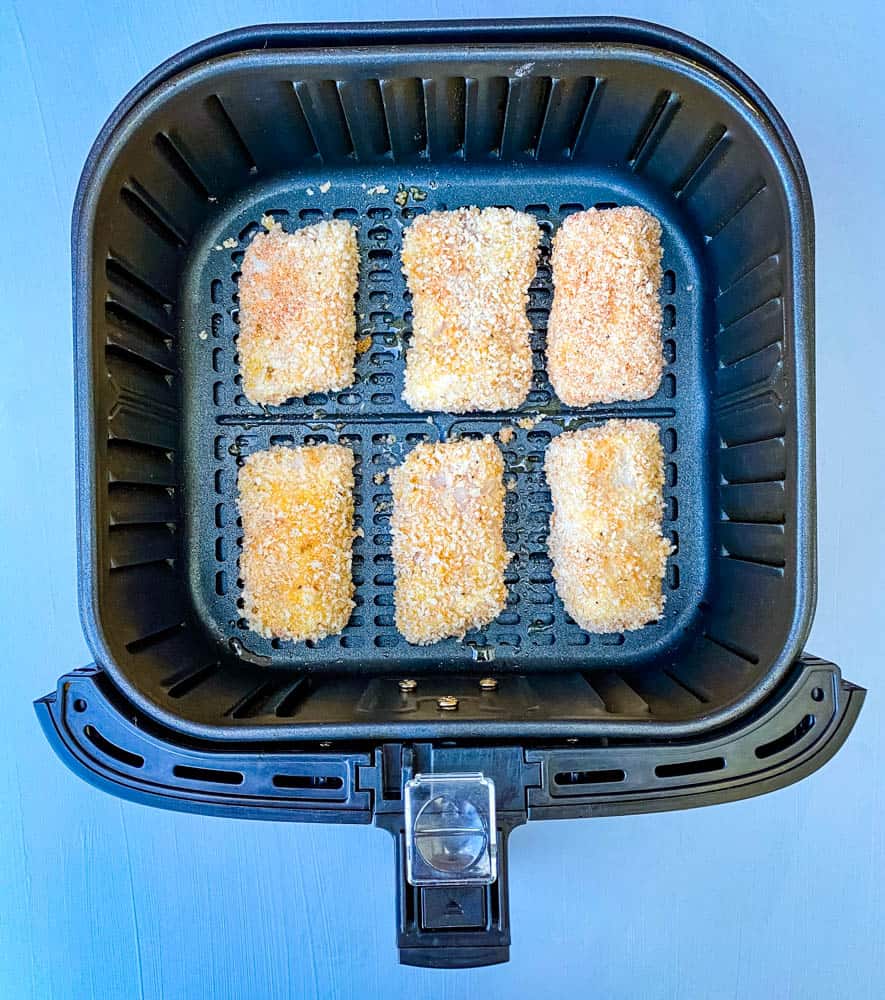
(392, 183, 430, 208)
(222, 237, 238, 249)
(356, 335, 372, 354)
(497, 426, 515, 444)
(319, 180, 331, 194)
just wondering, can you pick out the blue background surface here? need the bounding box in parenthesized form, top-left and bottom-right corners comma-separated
(1, 2, 882, 997)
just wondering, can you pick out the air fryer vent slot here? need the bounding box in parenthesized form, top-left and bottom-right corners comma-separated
(654, 756, 725, 778)
(173, 764, 244, 785)
(755, 713, 815, 759)
(554, 768, 626, 785)
(83, 726, 145, 769)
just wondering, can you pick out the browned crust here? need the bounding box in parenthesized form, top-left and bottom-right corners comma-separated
(390, 437, 510, 644)
(238, 444, 355, 641)
(401, 207, 540, 413)
(238, 220, 358, 405)
(548, 206, 663, 405)
(545, 420, 672, 633)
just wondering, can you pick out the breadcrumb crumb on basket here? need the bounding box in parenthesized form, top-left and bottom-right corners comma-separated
(390, 437, 510, 644)
(238, 220, 358, 405)
(401, 207, 541, 413)
(548, 206, 663, 405)
(238, 444, 355, 642)
(545, 420, 672, 633)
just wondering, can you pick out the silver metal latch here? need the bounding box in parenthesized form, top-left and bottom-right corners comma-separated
(403, 773, 497, 886)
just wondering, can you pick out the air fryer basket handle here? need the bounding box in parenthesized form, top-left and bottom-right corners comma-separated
(379, 815, 520, 969)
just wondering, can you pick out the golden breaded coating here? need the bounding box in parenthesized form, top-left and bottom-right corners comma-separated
(548, 206, 663, 405)
(401, 207, 540, 412)
(238, 220, 358, 405)
(390, 437, 510, 644)
(545, 420, 672, 633)
(238, 444, 355, 641)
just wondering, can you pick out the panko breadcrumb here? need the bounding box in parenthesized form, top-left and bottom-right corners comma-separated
(391, 437, 510, 644)
(238, 220, 358, 405)
(548, 207, 663, 405)
(545, 420, 671, 633)
(238, 444, 355, 641)
(401, 207, 540, 412)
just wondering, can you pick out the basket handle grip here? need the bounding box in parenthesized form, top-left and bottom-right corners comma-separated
(379, 815, 518, 968)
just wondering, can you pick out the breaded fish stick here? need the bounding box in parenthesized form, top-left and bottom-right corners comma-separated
(391, 437, 509, 644)
(548, 206, 663, 405)
(239, 220, 358, 405)
(545, 420, 671, 633)
(238, 444, 355, 641)
(401, 207, 540, 412)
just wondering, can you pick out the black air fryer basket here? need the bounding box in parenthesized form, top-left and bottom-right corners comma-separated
(40, 18, 864, 968)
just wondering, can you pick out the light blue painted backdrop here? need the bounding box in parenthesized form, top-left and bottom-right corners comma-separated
(1, 1, 882, 997)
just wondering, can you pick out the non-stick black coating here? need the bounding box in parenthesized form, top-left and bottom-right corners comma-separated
(72, 21, 816, 739)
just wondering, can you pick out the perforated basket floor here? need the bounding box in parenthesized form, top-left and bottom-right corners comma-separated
(182, 167, 714, 673)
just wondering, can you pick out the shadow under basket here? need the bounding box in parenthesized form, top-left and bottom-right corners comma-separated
(44, 17, 863, 970)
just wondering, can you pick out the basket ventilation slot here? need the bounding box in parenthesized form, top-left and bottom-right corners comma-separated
(173, 764, 244, 785)
(84, 726, 145, 769)
(755, 714, 815, 759)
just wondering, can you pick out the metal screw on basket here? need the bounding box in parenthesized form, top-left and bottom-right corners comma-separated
(566, 738, 578, 744)
(478, 677, 498, 691)
(437, 696, 459, 711)
(319, 741, 332, 749)
(398, 678, 418, 692)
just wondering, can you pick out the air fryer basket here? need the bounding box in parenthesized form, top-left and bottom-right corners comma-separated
(42, 18, 863, 968)
(74, 22, 814, 740)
